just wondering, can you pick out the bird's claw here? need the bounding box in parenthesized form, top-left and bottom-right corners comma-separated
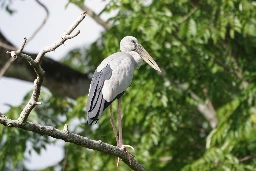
(118, 144, 134, 151)
(117, 144, 135, 167)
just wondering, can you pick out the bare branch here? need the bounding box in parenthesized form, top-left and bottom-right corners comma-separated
(77, 3, 112, 30)
(62, 30, 80, 39)
(16, 37, 27, 53)
(35, 11, 87, 63)
(239, 155, 256, 162)
(0, 114, 145, 171)
(0, 57, 15, 77)
(27, 0, 49, 43)
(1, 38, 27, 77)
(0, 41, 16, 51)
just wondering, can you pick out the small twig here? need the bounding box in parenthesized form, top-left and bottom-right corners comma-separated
(239, 155, 256, 162)
(178, 5, 198, 24)
(76, 3, 112, 30)
(0, 41, 16, 51)
(27, 0, 49, 43)
(16, 37, 27, 53)
(35, 11, 87, 63)
(62, 30, 80, 40)
(6, 37, 27, 58)
(0, 57, 15, 77)
(1, 38, 27, 77)
(0, 114, 145, 171)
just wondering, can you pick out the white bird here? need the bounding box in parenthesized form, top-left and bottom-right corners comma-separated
(86, 36, 161, 165)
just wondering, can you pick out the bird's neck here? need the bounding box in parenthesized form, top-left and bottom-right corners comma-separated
(127, 51, 143, 69)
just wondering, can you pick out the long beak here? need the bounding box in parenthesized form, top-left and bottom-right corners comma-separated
(136, 44, 161, 72)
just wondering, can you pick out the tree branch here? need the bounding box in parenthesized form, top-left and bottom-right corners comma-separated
(0, 113, 145, 171)
(0, 57, 15, 77)
(26, 0, 49, 43)
(35, 12, 86, 64)
(76, 3, 112, 30)
(178, 5, 198, 24)
(239, 155, 256, 162)
(0, 41, 16, 50)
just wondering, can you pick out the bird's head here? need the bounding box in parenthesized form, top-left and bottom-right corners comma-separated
(120, 36, 161, 72)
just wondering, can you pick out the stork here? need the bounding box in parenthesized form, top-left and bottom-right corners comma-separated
(86, 36, 161, 165)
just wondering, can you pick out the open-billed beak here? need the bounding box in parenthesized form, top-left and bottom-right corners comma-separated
(136, 44, 161, 72)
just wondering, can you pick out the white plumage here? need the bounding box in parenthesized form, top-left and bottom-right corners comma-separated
(85, 36, 161, 166)
(98, 52, 141, 102)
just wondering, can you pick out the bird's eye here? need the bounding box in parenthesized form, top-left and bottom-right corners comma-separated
(131, 40, 136, 44)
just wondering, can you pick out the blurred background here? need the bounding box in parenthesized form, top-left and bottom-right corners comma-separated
(1, 0, 256, 170)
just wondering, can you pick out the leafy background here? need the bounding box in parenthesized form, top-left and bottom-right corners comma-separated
(1, 0, 256, 170)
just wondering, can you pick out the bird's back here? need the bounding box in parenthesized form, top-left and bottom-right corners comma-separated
(100, 52, 135, 102)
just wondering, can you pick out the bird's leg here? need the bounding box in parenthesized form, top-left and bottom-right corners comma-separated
(116, 97, 134, 167)
(110, 104, 118, 144)
(117, 98, 123, 147)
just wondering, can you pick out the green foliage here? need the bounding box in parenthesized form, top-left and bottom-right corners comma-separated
(1, 0, 256, 170)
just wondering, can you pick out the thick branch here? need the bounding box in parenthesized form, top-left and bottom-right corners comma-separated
(0, 114, 145, 171)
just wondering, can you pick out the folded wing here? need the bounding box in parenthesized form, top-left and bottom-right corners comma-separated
(86, 64, 112, 124)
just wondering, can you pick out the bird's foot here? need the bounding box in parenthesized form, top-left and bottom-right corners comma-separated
(119, 144, 134, 150)
(117, 144, 135, 167)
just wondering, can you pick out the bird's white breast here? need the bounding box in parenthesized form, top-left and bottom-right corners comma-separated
(97, 52, 136, 102)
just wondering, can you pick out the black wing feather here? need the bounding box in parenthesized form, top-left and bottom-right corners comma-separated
(86, 64, 112, 125)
